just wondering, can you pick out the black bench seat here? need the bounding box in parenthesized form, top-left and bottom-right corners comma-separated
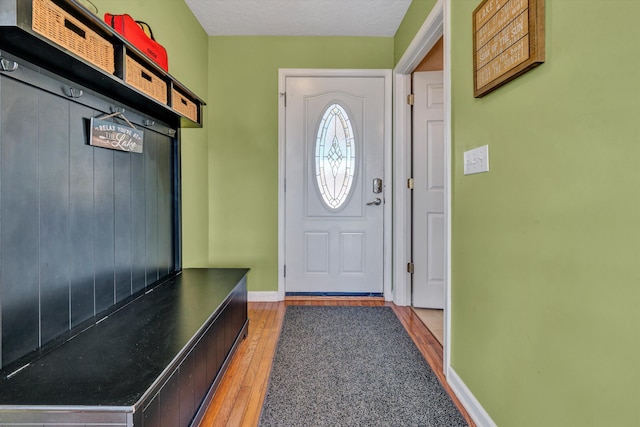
(0, 268, 249, 426)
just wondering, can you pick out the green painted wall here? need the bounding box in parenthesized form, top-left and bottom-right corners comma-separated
(91, 0, 210, 267)
(394, 0, 437, 64)
(449, 1, 640, 425)
(208, 37, 393, 292)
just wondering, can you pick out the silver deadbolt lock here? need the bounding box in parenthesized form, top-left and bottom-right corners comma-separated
(373, 178, 383, 194)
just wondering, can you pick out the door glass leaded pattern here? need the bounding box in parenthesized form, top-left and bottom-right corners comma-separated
(315, 103, 356, 210)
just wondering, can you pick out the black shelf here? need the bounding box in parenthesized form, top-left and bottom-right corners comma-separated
(0, 0, 205, 128)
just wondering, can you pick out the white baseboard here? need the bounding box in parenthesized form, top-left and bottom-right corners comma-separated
(248, 291, 281, 302)
(447, 367, 497, 427)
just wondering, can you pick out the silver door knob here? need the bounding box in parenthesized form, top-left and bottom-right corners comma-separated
(366, 198, 382, 206)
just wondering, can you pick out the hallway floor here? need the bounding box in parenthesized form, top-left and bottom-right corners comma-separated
(412, 307, 444, 345)
(198, 298, 474, 426)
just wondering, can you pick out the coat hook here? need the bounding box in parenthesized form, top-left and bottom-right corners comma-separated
(0, 58, 18, 72)
(68, 87, 83, 98)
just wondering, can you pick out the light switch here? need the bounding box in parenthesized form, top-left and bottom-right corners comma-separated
(463, 145, 489, 175)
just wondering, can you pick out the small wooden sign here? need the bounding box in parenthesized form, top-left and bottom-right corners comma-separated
(473, 0, 545, 97)
(90, 117, 144, 153)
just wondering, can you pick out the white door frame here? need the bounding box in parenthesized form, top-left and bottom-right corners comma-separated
(278, 69, 393, 301)
(392, 0, 452, 368)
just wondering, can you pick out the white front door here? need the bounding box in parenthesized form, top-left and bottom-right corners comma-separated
(285, 76, 386, 294)
(412, 71, 445, 308)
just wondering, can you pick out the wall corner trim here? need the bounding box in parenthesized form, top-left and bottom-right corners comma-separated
(248, 291, 281, 302)
(447, 367, 497, 427)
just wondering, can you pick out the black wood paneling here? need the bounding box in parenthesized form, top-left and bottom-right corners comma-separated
(143, 393, 161, 427)
(0, 66, 178, 368)
(157, 135, 172, 277)
(179, 348, 196, 427)
(94, 146, 115, 314)
(226, 303, 235, 357)
(159, 370, 180, 427)
(38, 90, 71, 345)
(69, 104, 96, 328)
(193, 329, 209, 409)
(1, 78, 40, 366)
(207, 314, 224, 386)
(114, 150, 132, 303)
(145, 132, 159, 286)
(130, 142, 146, 294)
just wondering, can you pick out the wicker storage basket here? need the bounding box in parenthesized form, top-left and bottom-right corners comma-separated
(125, 55, 167, 104)
(171, 89, 198, 122)
(32, 0, 114, 74)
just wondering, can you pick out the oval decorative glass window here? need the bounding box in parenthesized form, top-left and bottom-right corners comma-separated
(315, 104, 356, 210)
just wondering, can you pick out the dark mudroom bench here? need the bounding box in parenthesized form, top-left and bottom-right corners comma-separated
(0, 268, 249, 427)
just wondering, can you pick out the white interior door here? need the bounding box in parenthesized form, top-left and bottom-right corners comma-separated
(412, 71, 445, 308)
(285, 76, 385, 294)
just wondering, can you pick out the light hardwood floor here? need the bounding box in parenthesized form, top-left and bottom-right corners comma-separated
(412, 307, 444, 345)
(198, 298, 475, 426)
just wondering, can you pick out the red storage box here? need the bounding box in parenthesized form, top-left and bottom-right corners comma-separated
(105, 13, 168, 71)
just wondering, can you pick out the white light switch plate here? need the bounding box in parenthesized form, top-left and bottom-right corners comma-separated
(463, 145, 489, 175)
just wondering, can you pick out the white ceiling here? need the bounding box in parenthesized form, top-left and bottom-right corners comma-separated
(184, 0, 413, 37)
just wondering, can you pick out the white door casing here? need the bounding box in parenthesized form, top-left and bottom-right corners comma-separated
(412, 71, 445, 309)
(392, 0, 450, 365)
(392, 2, 445, 308)
(284, 76, 386, 294)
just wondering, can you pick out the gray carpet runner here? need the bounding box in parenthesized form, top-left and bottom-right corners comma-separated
(259, 306, 468, 426)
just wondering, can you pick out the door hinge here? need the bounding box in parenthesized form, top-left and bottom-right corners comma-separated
(280, 91, 287, 107)
(284, 265, 286, 277)
(407, 178, 414, 190)
(407, 93, 415, 105)
(407, 262, 415, 274)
